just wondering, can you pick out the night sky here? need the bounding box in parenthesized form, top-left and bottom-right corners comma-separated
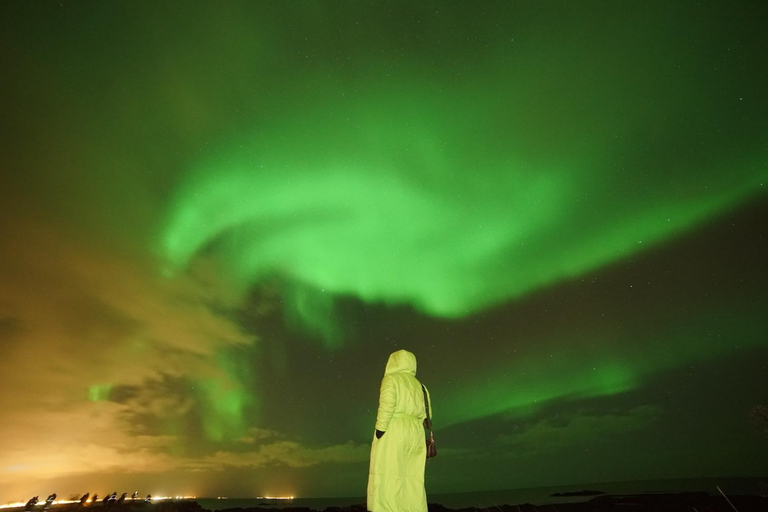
(1, 0, 767, 502)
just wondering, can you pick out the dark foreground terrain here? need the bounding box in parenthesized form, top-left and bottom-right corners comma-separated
(212, 493, 768, 512)
(15, 493, 768, 512)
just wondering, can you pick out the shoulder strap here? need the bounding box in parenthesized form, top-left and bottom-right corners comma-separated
(421, 384, 431, 421)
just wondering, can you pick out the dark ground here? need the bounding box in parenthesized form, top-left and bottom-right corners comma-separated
(211, 493, 768, 512)
(14, 493, 768, 512)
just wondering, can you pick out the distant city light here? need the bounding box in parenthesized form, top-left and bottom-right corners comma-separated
(0, 500, 80, 510)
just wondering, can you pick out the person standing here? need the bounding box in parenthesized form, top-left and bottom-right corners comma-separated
(367, 349, 432, 512)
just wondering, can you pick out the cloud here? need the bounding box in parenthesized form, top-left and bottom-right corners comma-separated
(499, 405, 660, 454)
(0, 401, 178, 487)
(188, 441, 369, 471)
(0, 216, 371, 500)
(236, 427, 278, 445)
(0, 217, 255, 491)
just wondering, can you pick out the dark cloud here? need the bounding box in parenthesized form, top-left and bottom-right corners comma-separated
(499, 405, 661, 454)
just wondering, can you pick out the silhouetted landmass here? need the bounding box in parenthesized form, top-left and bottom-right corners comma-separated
(213, 492, 768, 512)
(550, 490, 605, 497)
(9, 493, 768, 512)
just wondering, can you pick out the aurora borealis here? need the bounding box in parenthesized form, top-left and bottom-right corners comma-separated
(1, 0, 767, 504)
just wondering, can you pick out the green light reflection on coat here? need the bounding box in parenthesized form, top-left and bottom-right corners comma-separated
(368, 350, 432, 512)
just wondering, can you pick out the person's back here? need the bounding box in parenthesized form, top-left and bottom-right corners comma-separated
(381, 371, 426, 419)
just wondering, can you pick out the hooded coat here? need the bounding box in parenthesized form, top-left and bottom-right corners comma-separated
(367, 350, 432, 512)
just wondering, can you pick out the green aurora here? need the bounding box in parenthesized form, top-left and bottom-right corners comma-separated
(162, 80, 765, 327)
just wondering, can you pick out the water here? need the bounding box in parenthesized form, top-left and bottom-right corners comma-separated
(196, 476, 767, 510)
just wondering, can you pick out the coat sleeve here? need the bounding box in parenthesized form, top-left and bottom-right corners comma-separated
(374, 375, 397, 432)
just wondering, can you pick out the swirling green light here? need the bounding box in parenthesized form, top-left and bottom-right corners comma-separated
(161, 92, 765, 341)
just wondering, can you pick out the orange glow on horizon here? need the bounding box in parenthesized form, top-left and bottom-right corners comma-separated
(0, 497, 198, 510)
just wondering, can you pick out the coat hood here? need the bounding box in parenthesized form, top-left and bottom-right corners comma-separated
(384, 349, 417, 376)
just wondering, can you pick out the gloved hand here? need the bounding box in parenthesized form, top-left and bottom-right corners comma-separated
(375, 429, 385, 439)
